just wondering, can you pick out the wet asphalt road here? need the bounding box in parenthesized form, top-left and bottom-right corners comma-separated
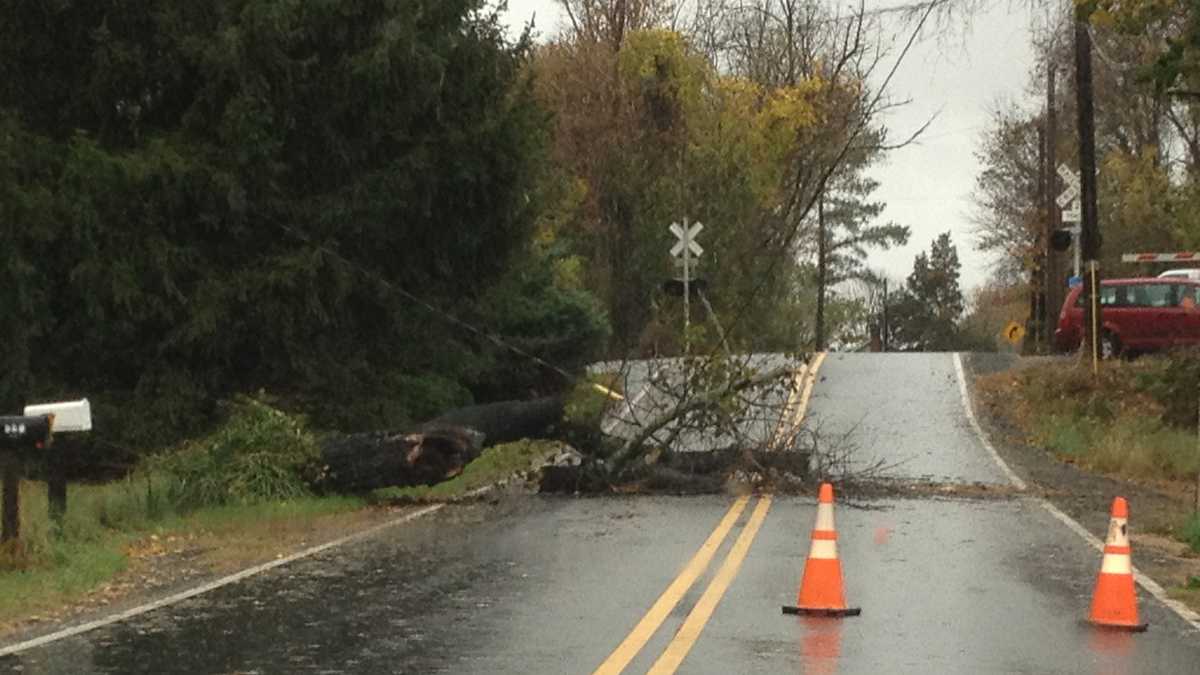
(806, 353, 1008, 484)
(7, 353, 1200, 673)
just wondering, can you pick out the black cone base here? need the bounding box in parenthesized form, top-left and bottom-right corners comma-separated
(782, 606, 862, 617)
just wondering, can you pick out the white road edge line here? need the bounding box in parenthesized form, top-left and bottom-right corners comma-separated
(952, 353, 1026, 490)
(0, 503, 446, 657)
(952, 352, 1200, 632)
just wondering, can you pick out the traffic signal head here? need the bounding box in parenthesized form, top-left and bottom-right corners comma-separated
(661, 278, 709, 297)
(1051, 229, 1073, 252)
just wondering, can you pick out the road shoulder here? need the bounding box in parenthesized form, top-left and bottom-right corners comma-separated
(961, 352, 1200, 617)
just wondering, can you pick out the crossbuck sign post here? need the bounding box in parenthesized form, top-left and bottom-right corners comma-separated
(669, 219, 704, 338)
(1057, 164, 1082, 279)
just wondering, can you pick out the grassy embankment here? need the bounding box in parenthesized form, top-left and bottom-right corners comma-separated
(978, 351, 1200, 544)
(0, 394, 584, 629)
(0, 481, 367, 626)
(978, 351, 1200, 605)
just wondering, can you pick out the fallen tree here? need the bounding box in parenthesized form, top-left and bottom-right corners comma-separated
(314, 397, 564, 492)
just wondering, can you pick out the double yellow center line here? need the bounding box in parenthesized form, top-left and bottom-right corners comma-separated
(594, 353, 826, 674)
(771, 351, 826, 447)
(646, 496, 772, 674)
(592, 496, 772, 675)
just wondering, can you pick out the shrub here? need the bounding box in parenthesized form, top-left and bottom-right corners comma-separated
(1033, 414, 1091, 458)
(1136, 348, 1200, 430)
(153, 398, 318, 509)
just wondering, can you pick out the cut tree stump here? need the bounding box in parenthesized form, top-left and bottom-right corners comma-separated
(317, 427, 484, 493)
(316, 396, 565, 493)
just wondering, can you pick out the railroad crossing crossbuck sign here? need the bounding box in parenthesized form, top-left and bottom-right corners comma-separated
(1003, 321, 1025, 346)
(670, 221, 704, 260)
(1056, 165, 1081, 224)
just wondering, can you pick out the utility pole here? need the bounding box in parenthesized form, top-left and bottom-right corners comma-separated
(1045, 63, 1063, 346)
(1035, 124, 1047, 351)
(816, 199, 827, 351)
(1074, 13, 1102, 363)
(881, 278, 889, 352)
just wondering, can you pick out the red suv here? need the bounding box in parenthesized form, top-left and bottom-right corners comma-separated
(1055, 278, 1200, 357)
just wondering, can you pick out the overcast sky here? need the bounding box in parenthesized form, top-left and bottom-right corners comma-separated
(499, 1, 1040, 293)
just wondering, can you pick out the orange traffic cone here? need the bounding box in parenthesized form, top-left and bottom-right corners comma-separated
(1088, 497, 1148, 632)
(783, 483, 861, 617)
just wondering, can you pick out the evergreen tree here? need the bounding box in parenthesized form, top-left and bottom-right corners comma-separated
(814, 151, 910, 349)
(0, 1, 587, 447)
(888, 232, 966, 351)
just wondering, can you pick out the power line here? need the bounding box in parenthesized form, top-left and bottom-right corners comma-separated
(273, 222, 579, 384)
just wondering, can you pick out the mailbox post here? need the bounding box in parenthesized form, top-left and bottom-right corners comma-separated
(0, 400, 92, 544)
(0, 415, 53, 544)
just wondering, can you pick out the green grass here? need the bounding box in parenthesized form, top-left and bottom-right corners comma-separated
(0, 398, 365, 625)
(1002, 357, 1200, 553)
(0, 400, 570, 625)
(178, 496, 366, 535)
(0, 477, 369, 624)
(1182, 515, 1200, 555)
(0, 537, 128, 621)
(1031, 412, 1198, 481)
(1033, 415, 1091, 459)
(372, 439, 563, 502)
(1014, 357, 1200, 482)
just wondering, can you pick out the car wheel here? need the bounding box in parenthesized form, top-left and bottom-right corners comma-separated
(1100, 332, 1120, 360)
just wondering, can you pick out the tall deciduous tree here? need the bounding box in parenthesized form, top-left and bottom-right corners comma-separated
(971, 105, 1043, 282)
(540, 0, 912, 355)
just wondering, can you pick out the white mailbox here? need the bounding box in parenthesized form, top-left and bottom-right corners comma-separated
(24, 399, 92, 433)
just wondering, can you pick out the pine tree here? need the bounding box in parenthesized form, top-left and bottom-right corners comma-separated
(888, 232, 965, 351)
(814, 160, 910, 349)
(0, 0, 561, 444)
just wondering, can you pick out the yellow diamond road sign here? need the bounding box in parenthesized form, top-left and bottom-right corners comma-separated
(1004, 321, 1025, 346)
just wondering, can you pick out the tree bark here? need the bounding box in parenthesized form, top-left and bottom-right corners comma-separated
(315, 397, 565, 493)
(317, 427, 484, 493)
(422, 396, 564, 447)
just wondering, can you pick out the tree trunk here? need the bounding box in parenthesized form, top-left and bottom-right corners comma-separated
(317, 427, 484, 493)
(423, 396, 564, 447)
(315, 397, 565, 493)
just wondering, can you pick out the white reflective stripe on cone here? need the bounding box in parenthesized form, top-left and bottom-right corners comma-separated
(1101, 553, 1133, 575)
(808, 540, 838, 560)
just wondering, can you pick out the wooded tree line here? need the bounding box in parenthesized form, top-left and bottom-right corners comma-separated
(536, 0, 909, 356)
(971, 0, 1200, 337)
(0, 0, 912, 458)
